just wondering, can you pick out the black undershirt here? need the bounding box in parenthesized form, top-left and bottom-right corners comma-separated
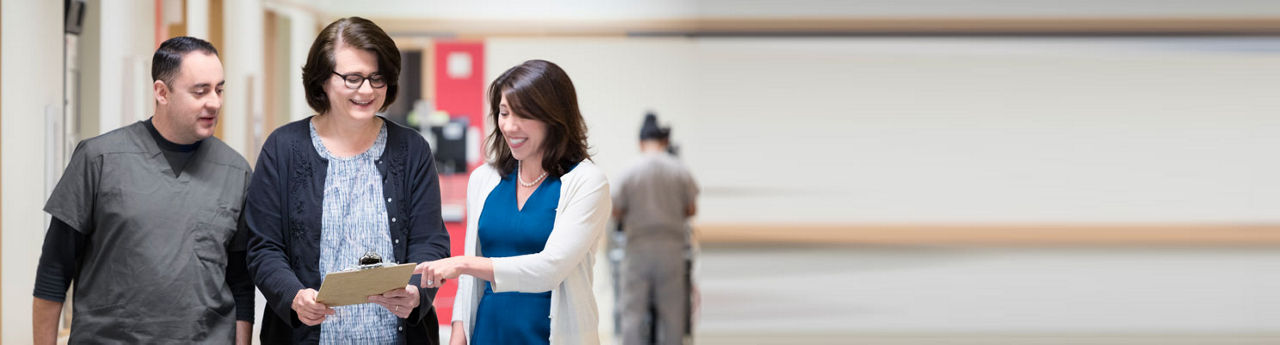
(33, 119, 204, 302)
(143, 118, 202, 177)
(33, 218, 85, 302)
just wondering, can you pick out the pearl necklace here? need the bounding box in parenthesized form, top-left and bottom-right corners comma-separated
(518, 162, 548, 187)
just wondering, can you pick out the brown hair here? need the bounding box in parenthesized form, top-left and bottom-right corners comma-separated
(301, 17, 400, 115)
(486, 60, 591, 177)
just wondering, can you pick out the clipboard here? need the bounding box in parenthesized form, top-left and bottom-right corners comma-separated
(316, 263, 417, 307)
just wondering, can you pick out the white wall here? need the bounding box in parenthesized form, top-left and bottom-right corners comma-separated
(90, 0, 156, 135)
(270, 5, 316, 122)
(486, 37, 1280, 225)
(186, 0, 209, 39)
(312, 0, 1280, 20)
(311, 0, 695, 20)
(222, 0, 265, 155)
(1, 0, 65, 342)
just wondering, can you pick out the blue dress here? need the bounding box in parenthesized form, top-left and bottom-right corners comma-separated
(471, 170, 562, 345)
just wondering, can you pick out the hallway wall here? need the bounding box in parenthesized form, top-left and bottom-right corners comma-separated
(1, 1, 65, 343)
(485, 37, 1280, 226)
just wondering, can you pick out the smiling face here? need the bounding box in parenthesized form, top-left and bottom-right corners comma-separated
(155, 51, 224, 144)
(323, 44, 385, 120)
(498, 93, 548, 165)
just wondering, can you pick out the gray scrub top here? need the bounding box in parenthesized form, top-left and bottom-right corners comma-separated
(612, 152, 699, 248)
(44, 121, 251, 344)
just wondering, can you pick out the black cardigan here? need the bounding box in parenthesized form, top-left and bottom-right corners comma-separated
(245, 117, 450, 344)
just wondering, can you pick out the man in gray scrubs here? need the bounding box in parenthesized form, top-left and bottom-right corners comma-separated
(613, 113, 700, 345)
(32, 36, 253, 344)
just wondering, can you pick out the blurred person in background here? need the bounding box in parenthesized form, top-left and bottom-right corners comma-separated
(415, 59, 612, 345)
(245, 17, 450, 344)
(32, 36, 254, 344)
(613, 113, 699, 345)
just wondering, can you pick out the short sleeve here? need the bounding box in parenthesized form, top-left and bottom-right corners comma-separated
(43, 141, 100, 234)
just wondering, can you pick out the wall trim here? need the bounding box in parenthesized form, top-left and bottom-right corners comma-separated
(695, 223, 1280, 246)
(372, 17, 1280, 38)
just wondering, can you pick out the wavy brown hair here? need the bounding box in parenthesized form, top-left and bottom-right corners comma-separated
(486, 60, 591, 177)
(301, 17, 400, 115)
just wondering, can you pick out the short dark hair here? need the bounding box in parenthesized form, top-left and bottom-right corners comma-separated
(301, 17, 400, 115)
(151, 36, 219, 85)
(486, 60, 591, 178)
(639, 112, 671, 140)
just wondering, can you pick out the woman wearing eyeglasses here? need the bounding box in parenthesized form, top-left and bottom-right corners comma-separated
(244, 17, 450, 344)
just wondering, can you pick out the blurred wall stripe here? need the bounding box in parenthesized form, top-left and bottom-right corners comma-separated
(695, 223, 1280, 246)
(373, 17, 1280, 38)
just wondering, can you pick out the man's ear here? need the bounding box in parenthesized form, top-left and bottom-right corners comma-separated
(154, 80, 169, 105)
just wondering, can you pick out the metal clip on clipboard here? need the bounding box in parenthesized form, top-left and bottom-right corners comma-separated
(356, 252, 389, 270)
(316, 252, 417, 307)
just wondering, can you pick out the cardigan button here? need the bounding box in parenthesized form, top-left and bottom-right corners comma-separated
(394, 239, 399, 244)
(387, 198, 391, 203)
(391, 217, 397, 223)
(397, 326, 403, 332)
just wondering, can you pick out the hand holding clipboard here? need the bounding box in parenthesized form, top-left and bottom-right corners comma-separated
(297, 253, 421, 324)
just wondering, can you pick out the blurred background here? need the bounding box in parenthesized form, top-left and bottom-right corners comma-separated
(4, 0, 1280, 344)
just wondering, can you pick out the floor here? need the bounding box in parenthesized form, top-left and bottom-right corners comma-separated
(689, 244, 1280, 344)
(247, 243, 1280, 345)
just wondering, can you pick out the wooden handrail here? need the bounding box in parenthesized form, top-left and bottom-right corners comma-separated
(693, 223, 1280, 246)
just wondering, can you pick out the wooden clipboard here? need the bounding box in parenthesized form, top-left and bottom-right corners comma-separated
(316, 263, 417, 307)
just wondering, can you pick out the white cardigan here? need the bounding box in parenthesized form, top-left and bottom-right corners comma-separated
(452, 160, 611, 345)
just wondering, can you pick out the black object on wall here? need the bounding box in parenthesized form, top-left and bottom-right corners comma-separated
(65, 0, 86, 34)
(430, 117, 468, 175)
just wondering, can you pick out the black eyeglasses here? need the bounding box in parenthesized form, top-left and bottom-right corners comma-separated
(332, 71, 387, 89)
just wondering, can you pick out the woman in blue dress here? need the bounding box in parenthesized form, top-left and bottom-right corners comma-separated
(415, 59, 612, 345)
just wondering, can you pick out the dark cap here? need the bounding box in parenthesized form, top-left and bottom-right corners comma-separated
(640, 112, 671, 140)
